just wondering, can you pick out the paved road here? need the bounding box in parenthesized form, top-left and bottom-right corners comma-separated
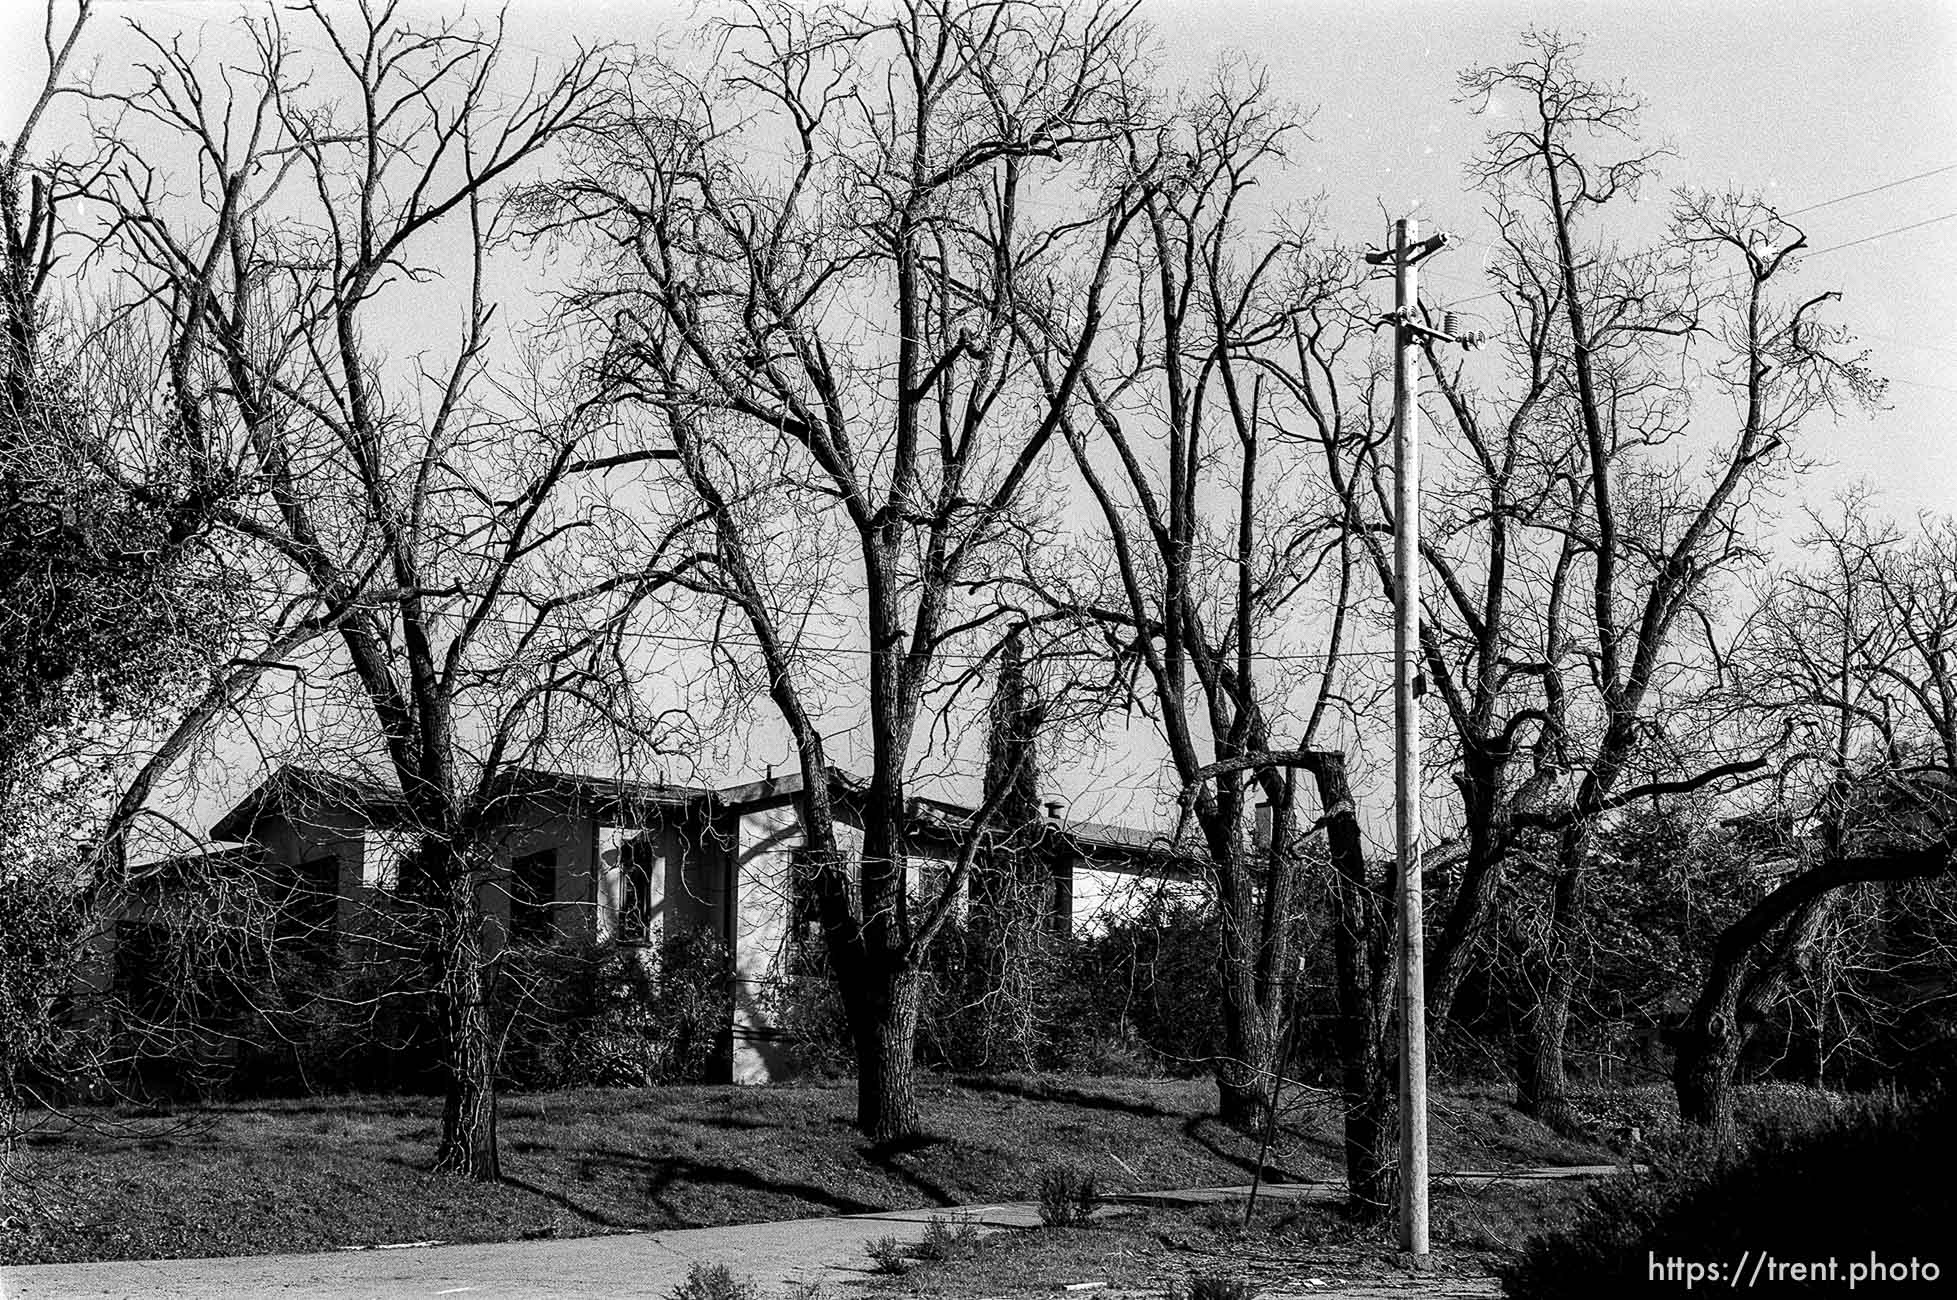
(1, 1173, 1617, 1299)
(2, 1207, 975, 1300)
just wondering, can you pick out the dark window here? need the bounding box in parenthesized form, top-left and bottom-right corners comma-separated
(511, 849, 557, 943)
(617, 838, 659, 945)
(114, 922, 169, 1014)
(790, 848, 820, 941)
(280, 854, 340, 947)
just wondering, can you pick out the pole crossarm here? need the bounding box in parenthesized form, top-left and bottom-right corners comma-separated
(1364, 232, 1450, 266)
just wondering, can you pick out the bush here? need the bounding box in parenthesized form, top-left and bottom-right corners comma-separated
(1501, 1094, 1957, 1298)
(1186, 1278, 1255, 1300)
(864, 1234, 909, 1275)
(0, 869, 90, 1120)
(1037, 1164, 1097, 1228)
(501, 924, 733, 1090)
(100, 875, 440, 1103)
(667, 1261, 756, 1300)
(762, 893, 1265, 1080)
(917, 895, 1243, 1077)
(1059, 901, 1233, 1077)
(915, 1212, 982, 1262)
(754, 937, 855, 1079)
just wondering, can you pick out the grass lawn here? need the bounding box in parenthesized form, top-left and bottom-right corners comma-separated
(0, 1074, 1610, 1265)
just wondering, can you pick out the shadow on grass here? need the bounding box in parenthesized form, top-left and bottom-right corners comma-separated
(212, 1098, 432, 1121)
(692, 1114, 779, 1131)
(558, 1146, 891, 1226)
(499, 1173, 642, 1231)
(851, 1132, 963, 1208)
(949, 1075, 1185, 1119)
(1176, 1114, 1318, 1184)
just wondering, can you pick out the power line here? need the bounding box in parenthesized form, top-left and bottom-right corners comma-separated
(1429, 168, 1957, 311)
(1782, 163, 1957, 216)
(214, 576, 1405, 667)
(1806, 210, 1957, 257)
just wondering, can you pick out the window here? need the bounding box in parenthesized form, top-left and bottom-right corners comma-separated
(114, 922, 168, 1014)
(511, 849, 557, 943)
(279, 854, 340, 947)
(616, 838, 659, 945)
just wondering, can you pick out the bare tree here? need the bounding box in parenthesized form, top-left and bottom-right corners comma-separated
(1675, 505, 1957, 1135)
(87, 0, 642, 1177)
(1000, 62, 1403, 1208)
(537, 0, 1152, 1140)
(1440, 31, 1877, 1125)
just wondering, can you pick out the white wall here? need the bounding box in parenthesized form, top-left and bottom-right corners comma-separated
(729, 800, 802, 1084)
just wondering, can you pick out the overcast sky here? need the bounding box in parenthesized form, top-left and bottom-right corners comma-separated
(7, 0, 1954, 847)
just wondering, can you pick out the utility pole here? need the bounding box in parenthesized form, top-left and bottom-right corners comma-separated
(1364, 217, 1481, 1263)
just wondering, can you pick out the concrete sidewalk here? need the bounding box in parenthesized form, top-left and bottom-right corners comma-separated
(0, 1170, 1622, 1299)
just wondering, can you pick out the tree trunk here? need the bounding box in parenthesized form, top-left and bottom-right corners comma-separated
(1675, 888, 1847, 1142)
(1213, 835, 1285, 1130)
(432, 863, 499, 1180)
(1216, 1014, 1279, 1130)
(1342, 1047, 1397, 1219)
(1303, 750, 1398, 1218)
(847, 964, 925, 1142)
(1517, 844, 1585, 1131)
(1214, 777, 1309, 1133)
(1428, 756, 1511, 1028)
(1517, 961, 1576, 1132)
(1673, 1012, 1741, 1142)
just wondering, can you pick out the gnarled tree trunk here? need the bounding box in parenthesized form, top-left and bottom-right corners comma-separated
(1517, 828, 1588, 1132)
(1307, 751, 1397, 1217)
(431, 847, 499, 1180)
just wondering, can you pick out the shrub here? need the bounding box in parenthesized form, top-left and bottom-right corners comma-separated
(667, 1261, 756, 1300)
(500, 924, 733, 1090)
(864, 1234, 909, 1275)
(754, 938, 855, 1079)
(1501, 1094, 1957, 1298)
(1061, 901, 1233, 1076)
(1186, 1279, 1255, 1300)
(1037, 1164, 1097, 1228)
(914, 1212, 982, 1262)
(917, 869, 1071, 1072)
(0, 870, 89, 1116)
(99, 874, 440, 1103)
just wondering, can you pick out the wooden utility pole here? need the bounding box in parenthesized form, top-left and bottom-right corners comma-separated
(1364, 217, 1479, 1263)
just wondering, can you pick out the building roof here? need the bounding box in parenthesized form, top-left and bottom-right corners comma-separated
(207, 761, 1192, 875)
(209, 763, 713, 841)
(209, 765, 406, 841)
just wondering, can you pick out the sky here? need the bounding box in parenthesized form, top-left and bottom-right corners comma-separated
(6, 0, 1954, 850)
(1127, 0, 1957, 520)
(13, 0, 1945, 517)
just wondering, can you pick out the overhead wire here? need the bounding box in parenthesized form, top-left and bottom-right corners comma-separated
(1781, 163, 1957, 216)
(1427, 165, 1957, 311)
(211, 576, 1406, 668)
